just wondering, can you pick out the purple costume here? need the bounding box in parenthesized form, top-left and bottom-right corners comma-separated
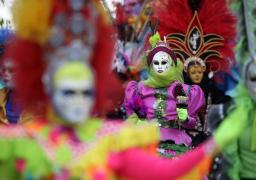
(124, 80, 205, 147)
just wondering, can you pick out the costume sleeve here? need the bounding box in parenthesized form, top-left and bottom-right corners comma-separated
(124, 81, 144, 118)
(109, 141, 212, 179)
(0, 126, 52, 178)
(184, 85, 205, 129)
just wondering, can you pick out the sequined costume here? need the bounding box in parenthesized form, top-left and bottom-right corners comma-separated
(124, 41, 205, 157)
(152, 0, 237, 146)
(125, 81, 204, 153)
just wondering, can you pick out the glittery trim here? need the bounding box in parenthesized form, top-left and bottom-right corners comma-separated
(154, 88, 168, 121)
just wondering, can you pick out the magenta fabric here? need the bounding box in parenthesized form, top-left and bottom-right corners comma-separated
(124, 81, 205, 146)
(108, 143, 207, 180)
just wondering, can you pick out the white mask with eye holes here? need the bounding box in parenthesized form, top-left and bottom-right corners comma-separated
(245, 61, 256, 102)
(52, 79, 94, 124)
(152, 51, 171, 74)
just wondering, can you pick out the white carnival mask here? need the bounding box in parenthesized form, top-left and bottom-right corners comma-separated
(152, 51, 171, 74)
(245, 62, 256, 102)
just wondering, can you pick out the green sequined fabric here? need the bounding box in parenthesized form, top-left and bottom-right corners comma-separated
(154, 88, 168, 122)
(158, 141, 190, 158)
(154, 88, 189, 158)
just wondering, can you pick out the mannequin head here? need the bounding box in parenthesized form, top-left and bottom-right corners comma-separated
(187, 61, 205, 84)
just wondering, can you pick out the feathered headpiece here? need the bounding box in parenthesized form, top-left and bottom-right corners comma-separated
(4, 0, 116, 116)
(153, 0, 236, 73)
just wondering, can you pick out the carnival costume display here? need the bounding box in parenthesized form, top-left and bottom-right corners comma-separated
(0, 0, 210, 179)
(153, 0, 237, 145)
(124, 38, 205, 157)
(227, 62, 256, 179)
(0, 0, 253, 179)
(0, 55, 248, 179)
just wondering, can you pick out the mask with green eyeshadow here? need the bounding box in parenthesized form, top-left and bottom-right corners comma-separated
(51, 61, 95, 124)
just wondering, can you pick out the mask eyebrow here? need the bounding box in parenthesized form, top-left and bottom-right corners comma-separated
(60, 89, 95, 97)
(62, 89, 76, 96)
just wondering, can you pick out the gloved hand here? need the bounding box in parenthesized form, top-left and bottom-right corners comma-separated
(213, 93, 253, 150)
(176, 108, 188, 122)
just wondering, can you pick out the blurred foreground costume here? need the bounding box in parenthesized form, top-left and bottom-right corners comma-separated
(0, 0, 250, 179)
(0, 0, 215, 179)
(124, 39, 205, 157)
(211, 0, 256, 179)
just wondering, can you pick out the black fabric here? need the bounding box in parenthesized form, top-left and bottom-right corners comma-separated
(188, 0, 202, 12)
(183, 72, 232, 146)
(183, 72, 232, 104)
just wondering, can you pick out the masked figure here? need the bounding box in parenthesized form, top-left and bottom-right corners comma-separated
(207, 60, 256, 180)
(229, 60, 256, 180)
(153, 0, 237, 145)
(0, 29, 31, 124)
(124, 40, 205, 157)
(207, 0, 256, 178)
(0, 59, 246, 179)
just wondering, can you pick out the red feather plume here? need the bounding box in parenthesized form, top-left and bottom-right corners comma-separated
(153, 0, 237, 73)
(90, 16, 117, 116)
